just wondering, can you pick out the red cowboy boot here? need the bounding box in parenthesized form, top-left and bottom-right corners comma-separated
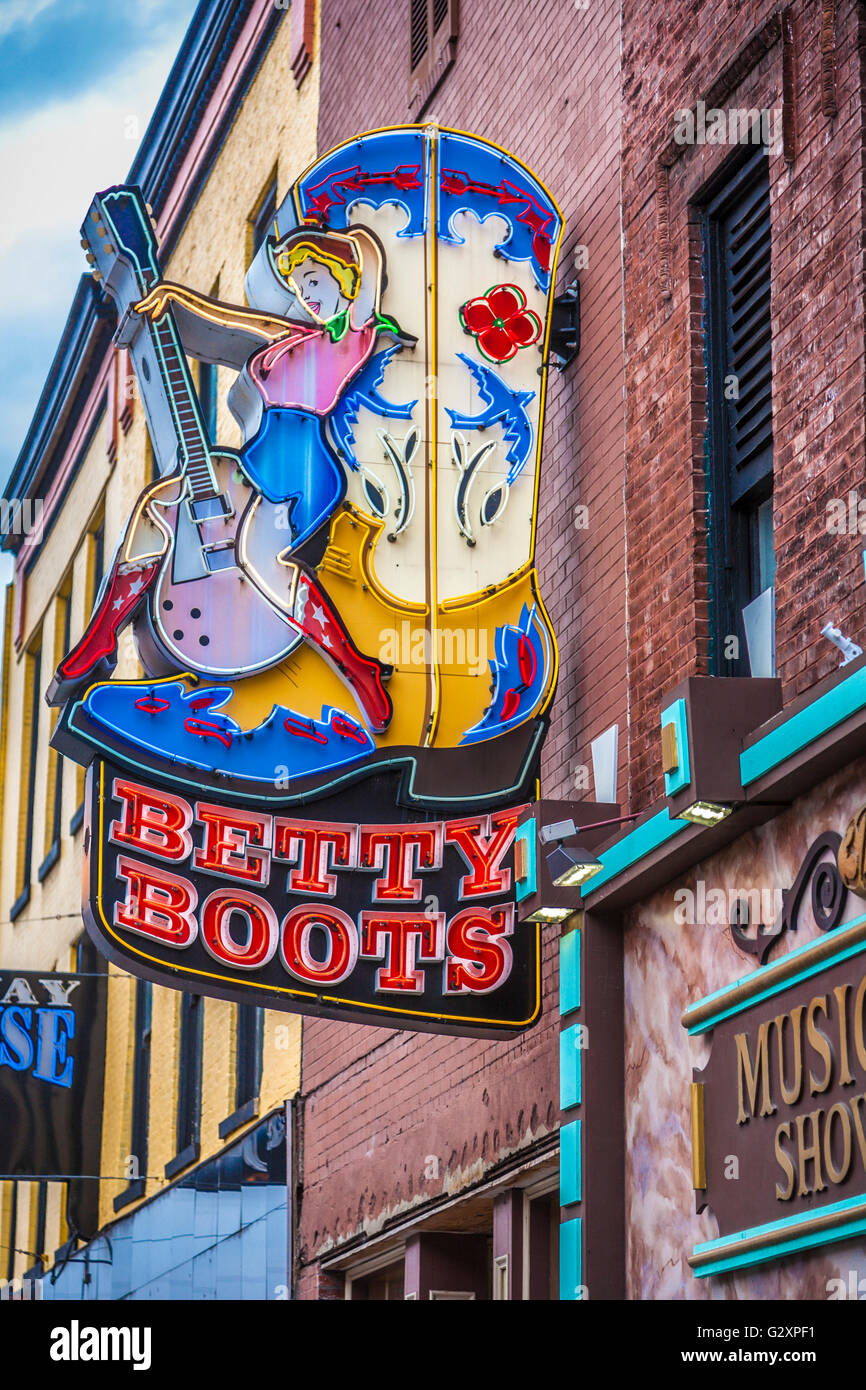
(47, 559, 161, 706)
(291, 570, 392, 732)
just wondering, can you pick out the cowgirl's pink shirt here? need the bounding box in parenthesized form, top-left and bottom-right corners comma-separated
(248, 322, 377, 414)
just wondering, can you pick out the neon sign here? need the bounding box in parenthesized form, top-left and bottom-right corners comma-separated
(51, 126, 564, 1035)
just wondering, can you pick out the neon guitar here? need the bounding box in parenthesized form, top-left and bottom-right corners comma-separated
(49, 184, 391, 730)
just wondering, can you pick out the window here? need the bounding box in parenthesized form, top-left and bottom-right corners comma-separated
(198, 361, 218, 441)
(30, 1182, 47, 1274)
(72, 515, 105, 830)
(6, 1182, 18, 1279)
(196, 276, 220, 443)
(235, 1005, 263, 1111)
(168, 993, 203, 1175)
(350, 1257, 404, 1300)
(11, 635, 42, 919)
(249, 176, 277, 263)
(41, 584, 71, 879)
(409, 0, 459, 113)
(702, 145, 775, 675)
(114, 979, 151, 1212)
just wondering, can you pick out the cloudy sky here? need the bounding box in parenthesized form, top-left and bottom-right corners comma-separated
(0, 0, 198, 490)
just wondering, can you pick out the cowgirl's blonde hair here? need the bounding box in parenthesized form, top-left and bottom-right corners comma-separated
(276, 240, 361, 300)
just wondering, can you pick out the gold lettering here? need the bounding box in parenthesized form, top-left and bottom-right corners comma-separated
(823, 1102, 853, 1184)
(795, 1108, 827, 1196)
(850, 1092, 866, 1171)
(774, 1005, 804, 1106)
(855, 974, 866, 1073)
(735, 1021, 776, 1124)
(834, 984, 855, 1086)
(806, 995, 832, 1095)
(774, 1121, 796, 1200)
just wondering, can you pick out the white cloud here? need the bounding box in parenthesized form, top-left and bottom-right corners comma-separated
(0, 41, 179, 262)
(0, 0, 58, 40)
(0, 23, 190, 477)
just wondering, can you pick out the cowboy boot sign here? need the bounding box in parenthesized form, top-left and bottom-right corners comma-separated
(51, 126, 564, 1036)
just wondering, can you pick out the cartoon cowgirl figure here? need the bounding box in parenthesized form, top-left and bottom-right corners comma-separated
(52, 218, 412, 740)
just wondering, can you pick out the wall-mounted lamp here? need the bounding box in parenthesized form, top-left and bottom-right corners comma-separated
(676, 800, 734, 827)
(546, 843, 603, 888)
(658, 676, 782, 823)
(515, 801, 633, 923)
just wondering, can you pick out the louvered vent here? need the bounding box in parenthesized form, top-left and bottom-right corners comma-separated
(720, 162, 772, 503)
(411, 0, 429, 69)
(433, 0, 448, 28)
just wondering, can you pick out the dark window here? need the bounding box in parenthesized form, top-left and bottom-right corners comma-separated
(199, 362, 218, 441)
(409, 0, 459, 111)
(114, 979, 151, 1212)
(43, 592, 72, 871)
(235, 1005, 263, 1110)
(12, 641, 42, 917)
(131, 981, 152, 1178)
(33, 1182, 47, 1269)
(176, 994, 203, 1157)
(75, 933, 99, 975)
(250, 178, 277, 261)
(6, 1182, 18, 1279)
(92, 521, 105, 605)
(702, 145, 775, 675)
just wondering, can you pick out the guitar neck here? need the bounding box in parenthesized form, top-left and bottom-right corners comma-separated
(84, 186, 218, 499)
(146, 310, 218, 500)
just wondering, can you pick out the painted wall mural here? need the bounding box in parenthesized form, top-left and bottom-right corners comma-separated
(50, 126, 564, 1035)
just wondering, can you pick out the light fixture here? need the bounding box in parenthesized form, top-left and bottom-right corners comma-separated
(546, 843, 602, 888)
(676, 800, 734, 826)
(659, 676, 782, 825)
(515, 799, 623, 925)
(522, 905, 574, 924)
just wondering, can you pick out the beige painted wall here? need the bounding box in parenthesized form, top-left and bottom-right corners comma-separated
(0, 9, 316, 1274)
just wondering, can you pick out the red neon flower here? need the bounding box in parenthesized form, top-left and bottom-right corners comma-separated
(459, 284, 542, 363)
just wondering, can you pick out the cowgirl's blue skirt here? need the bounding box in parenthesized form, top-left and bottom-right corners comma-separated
(242, 407, 344, 548)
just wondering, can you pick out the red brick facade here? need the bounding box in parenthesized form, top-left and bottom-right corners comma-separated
(621, 0, 866, 809)
(297, 0, 627, 1291)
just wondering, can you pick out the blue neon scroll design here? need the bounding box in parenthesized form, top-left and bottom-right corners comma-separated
(446, 353, 534, 485)
(461, 603, 550, 745)
(80, 682, 374, 783)
(295, 129, 429, 238)
(438, 132, 561, 291)
(328, 344, 417, 467)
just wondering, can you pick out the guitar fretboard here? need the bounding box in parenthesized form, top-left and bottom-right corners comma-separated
(150, 313, 218, 501)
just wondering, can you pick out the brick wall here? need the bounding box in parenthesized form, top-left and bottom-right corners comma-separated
(621, 0, 866, 809)
(298, 931, 559, 1274)
(297, 0, 627, 1286)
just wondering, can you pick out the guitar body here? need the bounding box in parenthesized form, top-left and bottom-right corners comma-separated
(139, 453, 301, 676)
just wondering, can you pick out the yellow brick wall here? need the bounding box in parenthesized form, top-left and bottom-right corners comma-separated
(0, 9, 317, 1263)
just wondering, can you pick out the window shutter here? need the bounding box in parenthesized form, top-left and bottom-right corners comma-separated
(409, 0, 459, 112)
(719, 158, 772, 504)
(410, 0, 429, 70)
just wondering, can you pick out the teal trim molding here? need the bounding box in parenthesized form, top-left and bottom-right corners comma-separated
(559, 1218, 582, 1300)
(661, 698, 690, 796)
(582, 809, 688, 899)
(741, 663, 866, 786)
(560, 928, 580, 1016)
(514, 819, 536, 904)
(692, 1194, 866, 1278)
(560, 1120, 581, 1205)
(560, 1025, 582, 1110)
(683, 910, 866, 1035)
